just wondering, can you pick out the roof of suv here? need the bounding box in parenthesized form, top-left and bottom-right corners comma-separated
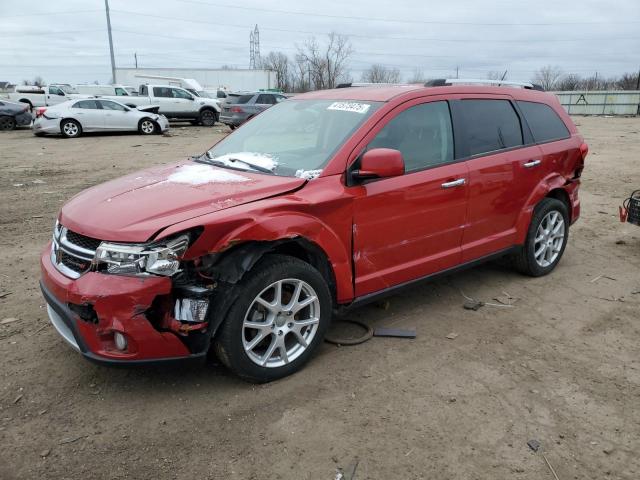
(296, 84, 552, 103)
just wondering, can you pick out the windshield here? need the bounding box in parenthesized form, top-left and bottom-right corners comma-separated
(59, 85, 78, 94)
(206, 99, 381, 178)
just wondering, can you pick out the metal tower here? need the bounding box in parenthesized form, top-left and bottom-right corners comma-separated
(249, 25, 260, 69)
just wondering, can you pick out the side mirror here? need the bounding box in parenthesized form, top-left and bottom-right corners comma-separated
(352, 148, 404, 181)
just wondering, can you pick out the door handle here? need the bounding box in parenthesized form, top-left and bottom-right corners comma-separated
(441, 178, 466, 189)
(524, 159, 541, 168)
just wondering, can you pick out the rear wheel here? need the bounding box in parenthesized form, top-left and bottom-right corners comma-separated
(512, 197, 569, 276)
(214, 255, 331, 383)
(138, 118, 157, 135)
(199, 109, 217, 126)
(0, 115, 16, 131)
(60, 119, 81, 138)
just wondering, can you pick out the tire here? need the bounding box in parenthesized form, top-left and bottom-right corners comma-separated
(199, 109, 217, 127)
(190, 120, 200, 126)
(214, 254, 332, 383)
(512, 197, 569, 276)
(0, 115, 16, 131)
(60, 119, 82, 138)
(229, 125, 237, 130)
(138, 118, 157, 135)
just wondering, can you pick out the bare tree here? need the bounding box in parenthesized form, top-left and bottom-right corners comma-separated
(297, 32, 353, 90)
(556, 73, 581, 91)
(616, 72, 640, 90)
(532, 66, 563, 90)
(261, 51, 291, 91)
(407, 68, 427, 84)
(22, 76, 45, 86)
(360, 64, 400, 83)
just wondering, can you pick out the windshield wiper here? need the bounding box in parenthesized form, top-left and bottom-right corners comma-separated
(198, 151, 275, 175)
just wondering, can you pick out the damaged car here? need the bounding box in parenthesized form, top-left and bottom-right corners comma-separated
(41, 79, 587, 382)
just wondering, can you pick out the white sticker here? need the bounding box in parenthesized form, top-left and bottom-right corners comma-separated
(327, 102, 370, 114)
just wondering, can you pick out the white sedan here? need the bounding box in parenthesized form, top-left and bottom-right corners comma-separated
(32, 98, 169, 138)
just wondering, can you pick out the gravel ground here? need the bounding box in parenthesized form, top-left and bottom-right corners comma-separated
(0, 117, 639, 479)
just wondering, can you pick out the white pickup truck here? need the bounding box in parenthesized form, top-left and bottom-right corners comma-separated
(5, 84, 84, 110)
(102, 84, 222, 126)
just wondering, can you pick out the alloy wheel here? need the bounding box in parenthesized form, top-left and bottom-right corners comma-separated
(242, 278, 320, 368)
(141, 120, 155, 134)
(63, 122, 78, 136)
(534, 210, 565, 267)
(0, 116, 15, 131)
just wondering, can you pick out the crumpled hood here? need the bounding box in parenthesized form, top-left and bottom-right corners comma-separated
(59, 161, 305, 242)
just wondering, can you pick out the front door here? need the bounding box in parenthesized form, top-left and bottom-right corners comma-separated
(99, 100, 134, 130)
(351, 100, 469, 297)
(70, 100, 104, 131)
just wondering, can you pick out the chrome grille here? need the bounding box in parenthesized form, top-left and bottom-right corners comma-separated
(51, 223, 100, 279)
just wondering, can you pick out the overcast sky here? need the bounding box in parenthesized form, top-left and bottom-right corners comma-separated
(1, 0, 639, 85)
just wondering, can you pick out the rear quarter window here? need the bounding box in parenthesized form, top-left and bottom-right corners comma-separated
(517, 101, 570, 143)
(234, 94, 255, 104)
(460, 99, 523, 156)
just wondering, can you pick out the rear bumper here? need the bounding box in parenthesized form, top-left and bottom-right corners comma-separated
(32, 117, 61, 134)
(40, 245, 206, 366)
(15, 111, 33, 126)
(219, 112, 248, 126)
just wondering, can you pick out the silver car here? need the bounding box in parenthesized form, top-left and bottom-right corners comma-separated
(32, 98, 169, 138)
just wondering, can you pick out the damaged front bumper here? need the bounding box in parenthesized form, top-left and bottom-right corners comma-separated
(40, 246, 208, 366)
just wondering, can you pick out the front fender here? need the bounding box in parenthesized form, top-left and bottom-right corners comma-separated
(167, 211, 354, 303)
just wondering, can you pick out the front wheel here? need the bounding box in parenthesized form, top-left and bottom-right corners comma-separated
(138, 118, 157, 135)
(214, 255, 332, 383)
(512, 197, 569, 276)
(60, 119, 82, 138)
(199, 109, 217, 126)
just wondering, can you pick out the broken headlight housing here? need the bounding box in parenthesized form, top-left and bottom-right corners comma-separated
(95, 234, 190, 277)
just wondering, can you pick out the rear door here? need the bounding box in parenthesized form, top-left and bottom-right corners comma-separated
(453, 97, 544, 261)
(255, 94, 276, 113)
(351, 98, 469, 296)
(70, 100, 104, 130)
(151, 86, 177, 114)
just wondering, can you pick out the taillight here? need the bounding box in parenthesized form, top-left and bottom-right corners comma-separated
(579, 142, 589, 160)
(230, 106, 243, 113)
(35, 107, 47, 118)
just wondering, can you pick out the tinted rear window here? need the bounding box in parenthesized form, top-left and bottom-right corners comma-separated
(517, 101, 570, 143)
(234, 94, 254, 104)
(461, 99, 523, 156)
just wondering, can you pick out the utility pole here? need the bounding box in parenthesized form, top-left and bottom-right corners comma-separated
(456, 66, 459, 79)
(104, 0, 116, 83)
(636, 66, 640, 90)
(134, 52, 138, 69)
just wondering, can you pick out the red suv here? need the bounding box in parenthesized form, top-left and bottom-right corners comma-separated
(40, 80, 588, 382)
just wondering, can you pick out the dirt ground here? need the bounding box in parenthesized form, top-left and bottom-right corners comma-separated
(0, 117, 639, 480)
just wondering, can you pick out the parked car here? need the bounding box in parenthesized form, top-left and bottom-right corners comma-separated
(219, 91, 287, 129)
(40, 80, 587, 382)
(101, 84, 221, 126)
(32, 98, 168, 138)
(75, 84, 132, 96)
(6, 84, 84, 110)
(0, 99, 32, 130)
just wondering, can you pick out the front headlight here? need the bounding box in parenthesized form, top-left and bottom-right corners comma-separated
(95, 234, 190, 276)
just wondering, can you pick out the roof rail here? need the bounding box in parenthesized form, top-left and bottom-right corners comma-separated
(425, 78, 545, 91)
(336, 82, 406, 88)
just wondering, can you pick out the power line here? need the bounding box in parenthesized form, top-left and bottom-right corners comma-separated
(174, 0, 640, 26)
(0, 10, 101, 19)
(108, 9, 640, 44)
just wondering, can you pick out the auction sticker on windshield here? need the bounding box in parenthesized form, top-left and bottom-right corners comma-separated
(327, 102, 371, 114)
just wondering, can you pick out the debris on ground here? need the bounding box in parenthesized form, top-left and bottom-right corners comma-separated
(13, 394, 23, 404)
(463, 300, 484, 311)
(0, 292, 11, 299)
(373, 327, 416, 338)
(590, 274, 617, 283)
(335, 459, 359, 480)
(527, 439, 560, 480)
(446, 332, 459, 340)
(40, 449, 51, 458)
(1, 317, 19, 324)
(59, 435, 89, 445)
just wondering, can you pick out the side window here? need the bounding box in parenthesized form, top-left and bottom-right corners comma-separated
(99, 100, 127, 111)
(153, 87, 171, 98)
(367, 101, 454, 172)
(217, 90, 227, 98)
(73, 100, 99, 109)
(171, 88, 193, 100)
(49, 86, 64, 96)
(256, 94, 275, 105)
(140, 85, 148, 96)
(517, 101, 570, 143)
(115, 88, 127, 96)
(460, 99, 523, 156)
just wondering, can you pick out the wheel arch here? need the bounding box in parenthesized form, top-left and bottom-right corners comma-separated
(59, 117, 82, 133)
